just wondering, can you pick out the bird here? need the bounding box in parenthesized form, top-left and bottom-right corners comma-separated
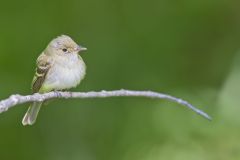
(22, 35, 87, 125)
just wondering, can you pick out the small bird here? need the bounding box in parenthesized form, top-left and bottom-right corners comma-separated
(22, 35, 87, 125)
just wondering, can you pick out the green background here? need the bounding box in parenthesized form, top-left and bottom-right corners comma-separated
(0, 0, 240, 159)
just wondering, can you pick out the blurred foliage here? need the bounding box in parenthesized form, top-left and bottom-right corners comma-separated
(0, 0, 240, 159)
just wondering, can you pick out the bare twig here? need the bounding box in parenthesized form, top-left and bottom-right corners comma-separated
(0, 89, 211, 120)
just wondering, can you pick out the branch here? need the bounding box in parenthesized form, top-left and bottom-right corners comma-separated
(0, 89, 211, 120)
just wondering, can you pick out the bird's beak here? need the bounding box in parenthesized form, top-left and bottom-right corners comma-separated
(76, 45, 87, 53)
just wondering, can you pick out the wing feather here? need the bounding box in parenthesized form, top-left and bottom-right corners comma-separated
(31, 53, 52, 93)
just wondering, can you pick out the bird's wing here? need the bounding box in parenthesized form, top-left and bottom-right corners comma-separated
(31, 53, 52, 93)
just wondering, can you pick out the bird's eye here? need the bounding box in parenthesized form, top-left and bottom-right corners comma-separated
(62, 48, 67, 52)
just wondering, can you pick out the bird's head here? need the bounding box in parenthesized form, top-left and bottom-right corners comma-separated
(46, 35, 87, 56)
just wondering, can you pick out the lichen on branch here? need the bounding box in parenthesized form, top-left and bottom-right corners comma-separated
(0, 89, 211, 120)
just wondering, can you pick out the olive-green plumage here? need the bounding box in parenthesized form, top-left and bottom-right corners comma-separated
(22, 35, 87, 125)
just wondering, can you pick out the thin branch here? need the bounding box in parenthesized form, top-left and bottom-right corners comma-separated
(0, 89, 211, 120)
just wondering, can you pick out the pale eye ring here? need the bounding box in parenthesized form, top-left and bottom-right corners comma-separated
(62, 48, 67, 52)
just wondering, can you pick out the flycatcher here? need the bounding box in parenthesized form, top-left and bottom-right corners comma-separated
(22, 35, 87, 125)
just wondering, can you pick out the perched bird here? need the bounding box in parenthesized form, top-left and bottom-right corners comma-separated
(22, 35, 87, 125)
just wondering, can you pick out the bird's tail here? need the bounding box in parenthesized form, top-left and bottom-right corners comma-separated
(22, 102, 42, 126)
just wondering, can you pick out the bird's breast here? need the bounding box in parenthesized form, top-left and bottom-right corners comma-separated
(44, 54, 86, 90)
